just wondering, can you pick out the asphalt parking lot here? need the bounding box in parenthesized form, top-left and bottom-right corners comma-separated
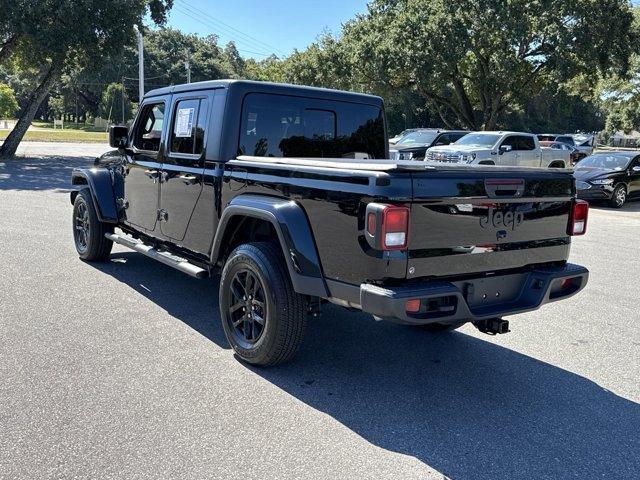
(1, 143, 639, 480)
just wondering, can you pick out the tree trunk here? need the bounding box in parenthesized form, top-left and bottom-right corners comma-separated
(0, 34, 21, 65)
(0, 63, 62, 159)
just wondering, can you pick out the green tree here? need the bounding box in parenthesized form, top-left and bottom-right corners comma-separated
(98, 83, 133, 124)
(0, 0, 173, 159)
(0, 82, 18, 118)
(47, 95, 65, 120)
(342, 0, 638, 130)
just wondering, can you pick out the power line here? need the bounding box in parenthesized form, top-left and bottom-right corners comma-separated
(172, 6, 273, 57)
(172, 4, 278, 58)
(176, 0, 285, 56)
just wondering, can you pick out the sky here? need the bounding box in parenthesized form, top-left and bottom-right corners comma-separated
(164, 0, 368, 59)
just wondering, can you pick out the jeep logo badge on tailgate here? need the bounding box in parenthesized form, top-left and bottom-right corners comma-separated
(479, 207, 524, 231)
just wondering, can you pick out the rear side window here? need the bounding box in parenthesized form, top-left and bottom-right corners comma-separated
(170, 98, 208, 155)
(133, 103, 165, 152)
(515, 136, 536, 150)
(238, 93, 385, 159)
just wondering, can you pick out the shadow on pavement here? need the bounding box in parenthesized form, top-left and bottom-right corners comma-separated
(90, 250, 640, 480)
(0, 156, 93, 191)
(589, 200, 640, 213)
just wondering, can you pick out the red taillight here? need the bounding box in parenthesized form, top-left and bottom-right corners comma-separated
(381, 206, 409, 250)
(568, 199, 589, 236)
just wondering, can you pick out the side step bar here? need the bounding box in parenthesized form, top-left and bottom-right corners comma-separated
(105, 233, 209, 279)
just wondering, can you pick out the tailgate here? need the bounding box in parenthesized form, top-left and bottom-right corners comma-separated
(408, 167, 574, 279)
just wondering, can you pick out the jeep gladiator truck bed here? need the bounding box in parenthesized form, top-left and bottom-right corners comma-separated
(70, 80, 589, 366)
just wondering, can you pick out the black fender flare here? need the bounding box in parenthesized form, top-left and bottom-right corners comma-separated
(70, 168, 118, 223)
(211, 195, 328, 298)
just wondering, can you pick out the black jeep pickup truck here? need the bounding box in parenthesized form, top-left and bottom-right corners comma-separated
(71, 80, 589, 366)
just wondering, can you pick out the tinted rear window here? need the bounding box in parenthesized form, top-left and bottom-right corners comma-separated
(238, 93, 385, 159)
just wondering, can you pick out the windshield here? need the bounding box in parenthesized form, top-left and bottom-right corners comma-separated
(454, 133, 500, 148)
(397, 131, 438, 146)
(579, 154, 632, 170)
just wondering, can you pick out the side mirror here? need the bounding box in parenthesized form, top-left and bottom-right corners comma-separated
(632, 166, 640, 173)
(109, 125, 129, 150)
(499, 145, 512, 155)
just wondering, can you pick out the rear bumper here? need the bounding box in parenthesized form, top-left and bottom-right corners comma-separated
(358, 263, 588, 325)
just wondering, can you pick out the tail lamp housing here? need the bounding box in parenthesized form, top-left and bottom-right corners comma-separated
(365, 203, 410, 250)
(568, 199, 589, 236)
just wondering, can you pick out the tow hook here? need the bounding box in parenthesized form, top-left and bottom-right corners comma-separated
(474, 318, 510, 335)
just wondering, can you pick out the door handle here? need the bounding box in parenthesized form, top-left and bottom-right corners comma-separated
(144, 169, 159, 179)
(179, 174, 198, 185)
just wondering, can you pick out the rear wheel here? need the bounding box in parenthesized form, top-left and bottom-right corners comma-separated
(610, 184, 627, 208)
(72, 189, 113, 261)
(219, 242, 307, 366)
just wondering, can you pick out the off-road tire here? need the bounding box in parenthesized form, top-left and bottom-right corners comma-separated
(72, 189, 113, 261)
(219, 242, 307, 366)
(609, 184, 627, 208)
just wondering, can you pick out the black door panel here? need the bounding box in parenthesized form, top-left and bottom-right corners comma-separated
(160, 95, 210, 244)
(123, 100, 168, 232)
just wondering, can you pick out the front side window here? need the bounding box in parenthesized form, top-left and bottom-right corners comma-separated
(170, 98, 208, 156)
(238, 93, 385, 159)
(133, 103, 165, 152)
(501, 136, 517, 149)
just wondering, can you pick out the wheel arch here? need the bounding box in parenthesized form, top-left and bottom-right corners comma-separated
(548, 160, 566, 168)
(211, 195, 328, 298)
(70, 168, 118, 223)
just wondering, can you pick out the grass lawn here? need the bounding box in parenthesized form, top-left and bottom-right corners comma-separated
(0, 129, 108, 143)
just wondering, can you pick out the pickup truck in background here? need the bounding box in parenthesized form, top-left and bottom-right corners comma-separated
(70, 80, 589, 366)
(426, 131, 571, 168)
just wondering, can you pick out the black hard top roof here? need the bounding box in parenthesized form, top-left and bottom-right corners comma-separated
(145, 79, 383, 105)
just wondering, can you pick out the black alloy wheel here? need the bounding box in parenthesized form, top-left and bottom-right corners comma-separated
(74, 200, 90, 254)
(227, 268, 268, 348)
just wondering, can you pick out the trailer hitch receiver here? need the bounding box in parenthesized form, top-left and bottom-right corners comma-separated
(474, 318, 510, 335)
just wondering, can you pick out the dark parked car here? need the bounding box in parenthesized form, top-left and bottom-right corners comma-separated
(574, 151, 640, 207)
(389, 129, 468, 160)
(70, 80, 588, 366)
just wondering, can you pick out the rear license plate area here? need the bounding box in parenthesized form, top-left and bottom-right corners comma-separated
(454, 273, 527, 307)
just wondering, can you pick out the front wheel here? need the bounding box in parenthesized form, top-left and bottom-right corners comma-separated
(609, 184, 627, 208)
(219, 242, 308, 366)
(72, 189, 113, 261)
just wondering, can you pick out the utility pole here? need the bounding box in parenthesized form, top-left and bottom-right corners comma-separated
(184, 50, 191, 84)
(133, 25, 144, 101)
(121, 78, 126, 124)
